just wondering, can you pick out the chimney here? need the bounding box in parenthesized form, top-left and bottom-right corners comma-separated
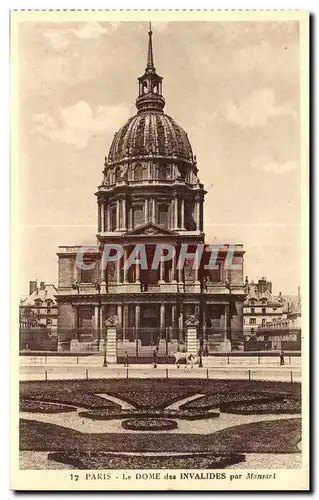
(40, 281, 45, 291)
(29, 280, 37, 296)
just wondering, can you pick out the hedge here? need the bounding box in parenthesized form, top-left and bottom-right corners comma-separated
(121, 418, 178, 431)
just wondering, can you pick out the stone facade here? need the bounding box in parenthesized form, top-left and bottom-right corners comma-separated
(56, 26, 246, 357)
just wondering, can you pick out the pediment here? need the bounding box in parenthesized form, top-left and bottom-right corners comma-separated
(123, 222, 179, 237)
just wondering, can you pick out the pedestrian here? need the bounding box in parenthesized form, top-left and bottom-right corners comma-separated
(124, 350, 129, 367)
(153, 348, 157, 368)
(280, 350, 285, 366)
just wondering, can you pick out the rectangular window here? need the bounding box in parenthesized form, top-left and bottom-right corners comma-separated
(158, 206, 168, 227)
(262, 307, 266, 314)
(209, 264, 221, 283)
(78, 307, 93, 328)
(80, 268, 94, 284)
(133, 206, 144, 228)
(249, 318, 256, 325)
(251, 307, 255, 314)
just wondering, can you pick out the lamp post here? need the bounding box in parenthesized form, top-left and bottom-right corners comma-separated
(198, 347, 203, 368)
(103, 327, 107, 367)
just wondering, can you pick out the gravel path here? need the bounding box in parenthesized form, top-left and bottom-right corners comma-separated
(227, 453, 302, 469)
(96, 393, 135, 409)
(20, 450, 302, 470)
(20, 451, 75, 470)
(165, 393, 205, 410)
(19, 410, 298, 435)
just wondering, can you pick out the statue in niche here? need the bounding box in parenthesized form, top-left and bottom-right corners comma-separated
(108, 262, 116, 281)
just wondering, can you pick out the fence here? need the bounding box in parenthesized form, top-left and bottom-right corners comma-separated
(20, 364, 301, 383)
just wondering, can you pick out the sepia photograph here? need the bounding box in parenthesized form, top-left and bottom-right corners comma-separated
(10, 10, 309, 491)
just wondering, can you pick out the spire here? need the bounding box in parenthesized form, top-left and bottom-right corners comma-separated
(136, 23, 165, 113)
(146, 22, 154, 70)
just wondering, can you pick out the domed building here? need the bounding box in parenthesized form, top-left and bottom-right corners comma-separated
(56, 26, 246, 357)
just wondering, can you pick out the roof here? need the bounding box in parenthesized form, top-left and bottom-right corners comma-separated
(21, 284, 58, 306)
(107, 112, 194, 166)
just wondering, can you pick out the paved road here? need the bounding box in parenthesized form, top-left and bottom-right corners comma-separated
(19, 362, 301, 383)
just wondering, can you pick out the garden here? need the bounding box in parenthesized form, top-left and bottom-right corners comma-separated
(19, 378, 302, 469)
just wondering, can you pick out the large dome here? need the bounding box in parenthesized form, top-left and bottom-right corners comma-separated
(108, 112, 194, 165)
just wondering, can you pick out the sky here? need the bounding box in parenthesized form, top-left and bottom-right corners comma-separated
(18, 20, 301, 296)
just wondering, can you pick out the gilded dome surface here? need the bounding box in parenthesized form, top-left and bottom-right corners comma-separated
(108, 112, 194, 165)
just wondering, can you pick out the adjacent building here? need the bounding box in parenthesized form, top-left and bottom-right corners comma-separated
(243, 277, 284, 338)
(19, 280, 58, 350)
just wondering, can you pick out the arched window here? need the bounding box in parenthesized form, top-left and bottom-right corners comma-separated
(134, 164, 144, 181)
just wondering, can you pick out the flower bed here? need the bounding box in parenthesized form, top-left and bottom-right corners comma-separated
(20, 399, 77, 413)
(23, 393, 120, 410)
(105, 388, 197, 409)
(180, 392, 284, 411)
(78, 408, 220, 421)
(121, 418, 178, 431)
(221, 399, 301, 415)
(48, 451, 246, 469)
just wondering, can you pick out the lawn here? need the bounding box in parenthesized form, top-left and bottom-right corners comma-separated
(20, 418, 301, 454)
(20, 378, 300, 410)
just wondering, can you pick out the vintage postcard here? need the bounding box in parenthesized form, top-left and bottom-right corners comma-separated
(10, 10, 309, 491)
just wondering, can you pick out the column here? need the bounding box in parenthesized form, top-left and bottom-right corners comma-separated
(174, 197, 178, 229)
(98, 203, 101, 232)
(116, 199, 120, 230)
(171, 253, 176, 283)
(196, 199, 200, 230)
(195, 304, 200, 319)
(135, 263, 140, 284)
(152, 198, 156, 223)
(224, 304, 230, 340)
(93, 305, 99, 347)
(160, 303, 166, 334)
(181, 198, 185, 229)
(116, 258, 121, 284)
(171, 305, 177, 339)
(123, 305, 129, 340)
(135, 305, 140, 329)
(107, 205, 111, 232)
(179, 305, 184, 341)
(101, 202, 105, 233)
(117, 304, 122, 328)
(99, 305, 104, 341)
(144, 198, 149, 224)
(159, 255, 165, 283)
(122, 198, 127, 229)
(124, 246, 129, 283)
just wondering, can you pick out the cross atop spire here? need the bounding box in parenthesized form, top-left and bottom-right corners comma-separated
(146, 21, 154, 71)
